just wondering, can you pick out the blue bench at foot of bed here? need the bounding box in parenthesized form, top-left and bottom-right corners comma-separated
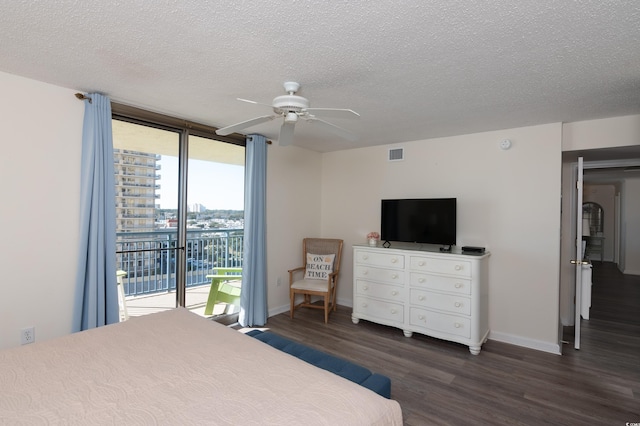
(246, 330, 391, 399)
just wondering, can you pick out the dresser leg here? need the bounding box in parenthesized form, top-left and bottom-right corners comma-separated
(469, 346, 481, 355)
(403, 330, 413, 338)
(351, 315, 359, 324)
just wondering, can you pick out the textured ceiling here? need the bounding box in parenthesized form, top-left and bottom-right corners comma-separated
(1, 1, 639, 152)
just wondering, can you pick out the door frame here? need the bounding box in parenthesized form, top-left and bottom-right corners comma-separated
(112, 104, 246, 310)
(560, 156, 640, 352)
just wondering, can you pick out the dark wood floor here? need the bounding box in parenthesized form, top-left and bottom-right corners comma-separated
(590, 261, 640, 326)
(262, 262, 639, 425)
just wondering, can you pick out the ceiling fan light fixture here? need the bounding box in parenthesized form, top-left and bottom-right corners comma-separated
(284, 112, 298, 123)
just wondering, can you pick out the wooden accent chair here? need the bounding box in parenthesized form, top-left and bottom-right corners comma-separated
(289, 238, 343, 323)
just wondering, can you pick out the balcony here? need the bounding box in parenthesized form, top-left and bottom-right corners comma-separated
(119, 192, 161, 199)
(124, 284, 224, 318)
(117, 228, 243, 318)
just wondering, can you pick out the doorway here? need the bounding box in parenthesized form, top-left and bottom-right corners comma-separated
(560, 147, 640, 351)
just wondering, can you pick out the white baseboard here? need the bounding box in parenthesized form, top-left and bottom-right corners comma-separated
(269, 297, 353, 319)
(337, 297, 353, 309)
(268, 304, 290, 318)
(489, 330, 561, 355)
(622, 268, 640, 276)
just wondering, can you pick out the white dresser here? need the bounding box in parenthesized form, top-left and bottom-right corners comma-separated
(352, 244, 490, 354)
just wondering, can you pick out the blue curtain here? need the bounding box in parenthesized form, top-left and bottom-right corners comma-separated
(72, 93, 119, 332)
(239, 134, 268, 326)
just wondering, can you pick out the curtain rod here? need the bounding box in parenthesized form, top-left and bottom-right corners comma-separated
(74, 93, 271, 144)
(74, 93, 91, 103)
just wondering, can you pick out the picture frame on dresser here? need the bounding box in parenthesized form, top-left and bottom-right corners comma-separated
(352, 244, 490, 355)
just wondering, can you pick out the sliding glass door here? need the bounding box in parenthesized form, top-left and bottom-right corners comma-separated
(185, 136, 245, 318)
(111, 115, 244, 321)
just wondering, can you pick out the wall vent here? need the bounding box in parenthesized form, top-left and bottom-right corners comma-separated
(388, 148, 404, 161)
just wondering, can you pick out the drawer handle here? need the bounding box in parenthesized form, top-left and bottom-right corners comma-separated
(391, 290, 398, 296)
(455, 265, 463, 271)
(390, 309, 397, 314)
(362, 255, 369, 260)
(363, 285, 369, 291)
(454, 322, 462, 328)
(418, 315, 425, 320)
(391, 274, 398, 279)
(418, 260, 426, 266)
(418, 278, 426, 283)
(418, 296, 425, 301)
(454, 283, 463, 288)
(362, 270, 368, 275)
(454, 302, 462, 308)
(391, 258, 398, 264)
(362, 303, 368, 308)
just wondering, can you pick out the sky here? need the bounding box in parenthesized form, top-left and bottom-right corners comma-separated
(157, 157, 244, 210)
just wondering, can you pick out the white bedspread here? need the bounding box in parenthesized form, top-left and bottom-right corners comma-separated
(0, 308, 402, 425)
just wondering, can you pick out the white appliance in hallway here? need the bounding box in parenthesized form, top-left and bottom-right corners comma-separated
(581, 263, 592, 320)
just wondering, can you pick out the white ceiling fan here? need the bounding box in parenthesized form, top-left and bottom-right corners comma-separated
(215, 82, 360, 146)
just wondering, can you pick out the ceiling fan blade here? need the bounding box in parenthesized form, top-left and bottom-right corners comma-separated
(279, 122, 295, 146)
(305, 108, 360, 119)
(215, 115, 276, 136)
(306, 117, 358, 141)
(237, 98, 274, 109)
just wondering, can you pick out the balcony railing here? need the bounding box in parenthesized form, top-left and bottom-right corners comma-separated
(116, 228, 243, 297)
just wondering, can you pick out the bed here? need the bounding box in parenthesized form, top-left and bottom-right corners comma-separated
(0, 308, 402, 425)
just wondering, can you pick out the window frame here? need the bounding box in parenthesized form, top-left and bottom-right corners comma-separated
(112, 103, 245, 308)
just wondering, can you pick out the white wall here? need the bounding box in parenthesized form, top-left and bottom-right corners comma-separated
(0, 71, 84, 350)
(265, 144, 323, 314)
(320, 124, 563, 354)
(563, 115, 640, 150)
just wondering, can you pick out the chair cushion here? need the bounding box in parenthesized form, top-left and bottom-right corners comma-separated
(304, 253, 335, 280)
(245, 330, 392, 399)
(291, 278, 331, 292)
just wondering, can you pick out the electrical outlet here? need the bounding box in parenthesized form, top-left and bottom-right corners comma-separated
(21, 327, 35, 345)
(276, 277, 282, 287)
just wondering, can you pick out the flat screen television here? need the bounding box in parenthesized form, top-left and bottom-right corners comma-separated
(381, 198, 456, 246)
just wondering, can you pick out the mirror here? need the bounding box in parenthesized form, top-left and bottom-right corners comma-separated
(582, 202, 604, 236)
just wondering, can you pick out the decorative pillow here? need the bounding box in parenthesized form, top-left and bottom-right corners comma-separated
(304, 253, 336, 280)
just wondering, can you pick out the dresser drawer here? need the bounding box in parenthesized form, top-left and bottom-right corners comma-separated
(355, 265, 404, 285)
(354, 296, 404, 323)
(409, 308, 471, 338)
(356, 280, 404, 302)
(410, 289, 471, 315)
(409, 272, 471, 295)
(355, 250, 405, 269)
(410, 256, 471, 278)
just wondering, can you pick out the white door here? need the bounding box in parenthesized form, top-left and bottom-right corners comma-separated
(573, 157, 585, 349)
